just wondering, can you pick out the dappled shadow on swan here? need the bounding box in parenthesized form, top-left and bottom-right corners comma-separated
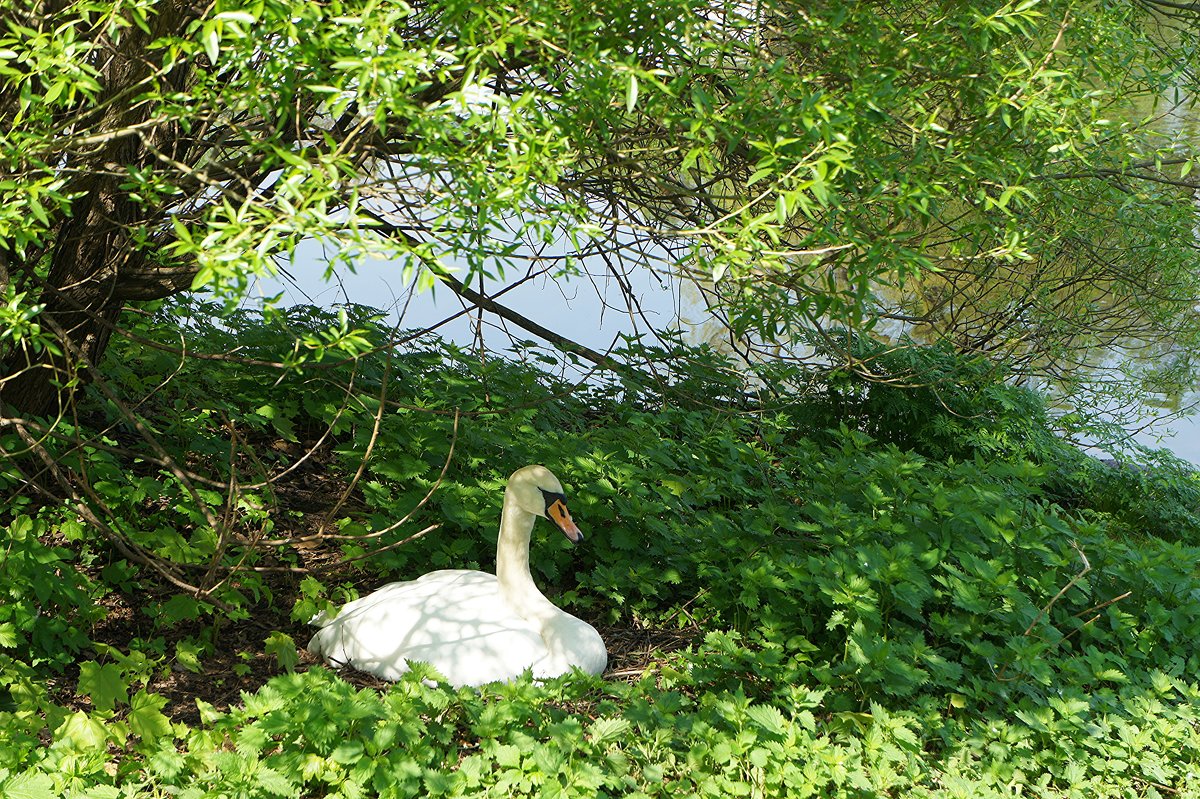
(307, 465, 606, 687)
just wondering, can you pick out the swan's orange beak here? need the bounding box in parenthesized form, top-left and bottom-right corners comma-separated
(547, 498, 583, 544)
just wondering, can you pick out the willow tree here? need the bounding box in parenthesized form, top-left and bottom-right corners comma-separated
(2, 0, 1198, 420)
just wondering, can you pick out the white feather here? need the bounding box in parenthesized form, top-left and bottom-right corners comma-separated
(308, 466, 607, 686)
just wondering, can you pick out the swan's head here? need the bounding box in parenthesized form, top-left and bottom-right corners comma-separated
(508, 465, 584, 544)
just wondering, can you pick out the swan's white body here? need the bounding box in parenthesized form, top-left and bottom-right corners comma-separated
(307, 466, 607, 686)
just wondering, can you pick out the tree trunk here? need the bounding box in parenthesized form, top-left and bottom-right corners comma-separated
(0, 2, 198, 418)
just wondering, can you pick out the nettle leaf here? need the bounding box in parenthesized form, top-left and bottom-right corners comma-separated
(331, 740, 365, 765)
(196, 698, 223, 725)
(1092, 668, 1128, 684)
(588, 716, 632, 746)
(255, 765, 297, 797)
(745, 704, 788, 737)
(148, 743, 188, 779)
(78, 661, 128, 712)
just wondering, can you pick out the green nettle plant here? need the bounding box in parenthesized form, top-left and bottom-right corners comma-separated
(0, 304, 1197, 797)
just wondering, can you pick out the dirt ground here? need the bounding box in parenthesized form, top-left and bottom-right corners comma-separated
(64, 557, 697, 726)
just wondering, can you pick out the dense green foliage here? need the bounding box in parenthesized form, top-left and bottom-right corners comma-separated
(2, 305, 1199, 797)
(5, 0, 1200, 794)
(3, 0, 1199, 417)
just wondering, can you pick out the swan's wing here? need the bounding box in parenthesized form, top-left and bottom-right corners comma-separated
(310, 570, 475, 625)
(307, 571, 551, 685)
(536, 613, 608, 679)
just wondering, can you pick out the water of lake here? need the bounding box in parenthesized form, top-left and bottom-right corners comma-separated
(258, 244, 1200, 468)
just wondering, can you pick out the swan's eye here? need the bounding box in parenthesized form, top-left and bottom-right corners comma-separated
(540, 489, 582, 543)
(539, 489, 566, 513)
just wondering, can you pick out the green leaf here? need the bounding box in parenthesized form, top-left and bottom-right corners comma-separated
(626, 72, 638, 113)
(746, 704, 788, 736)
(196, 699, 223, 725)
(331, 741, 364, 765)
(149, 744, 188, 779)
(160, 594, 203, 623)
(201, 24, 220, 64)
(299, 576, 324, 599)
(0, 622, 20, 648)
(213, 10, 257, 24)
(55, 711, 108, 751)
(265, 631, 299, 673)
(10, 515, 32, 541)
(494, 743, 521, 768)
(175, 640, 204, 673)
(128, 690, 172, 741)
(0, 771, 56, 799)
(190, 264, 216, 290)
(256, 765, 297, 797)
(79, 786, 122, 799)
(78, 661, 128, 712)
(746, 166, 774, 187)
(588, 717, 632, 746)
(1093, 668, 1128, 683)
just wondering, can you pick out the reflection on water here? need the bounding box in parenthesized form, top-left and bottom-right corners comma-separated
(1115, 74, 1200, 465)
(1125, 393, 1200, 466)
(261, 234, 1200, 469)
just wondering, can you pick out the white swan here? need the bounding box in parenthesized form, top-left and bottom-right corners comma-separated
(307, 465, 607, 686)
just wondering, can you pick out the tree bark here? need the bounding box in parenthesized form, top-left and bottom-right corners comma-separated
(0, 2, 198, 418)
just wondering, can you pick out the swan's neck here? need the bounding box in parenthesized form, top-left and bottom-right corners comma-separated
(496, 488, 554, 617)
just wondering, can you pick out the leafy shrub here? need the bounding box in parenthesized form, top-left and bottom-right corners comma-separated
(4, 300, 1200, 797)
(790, 333, 1062, 462)
(0, 515, 104, 671)
(1050, 446, 1200, 543)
